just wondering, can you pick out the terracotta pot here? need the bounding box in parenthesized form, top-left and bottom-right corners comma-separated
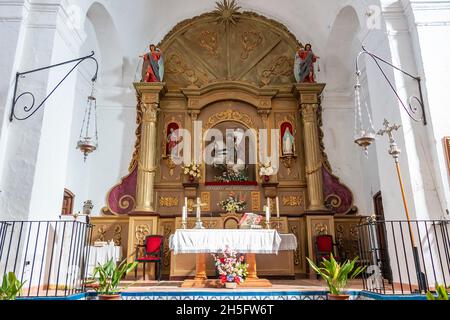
(225, 282, 237, 289)
(98, 294, 122, 301)
(327, 294, 350, 301)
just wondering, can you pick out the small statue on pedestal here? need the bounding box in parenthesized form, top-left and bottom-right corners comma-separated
(140, 44, 164, 82)
(83, 200, 93, 216)
(294, 44, 320, 83)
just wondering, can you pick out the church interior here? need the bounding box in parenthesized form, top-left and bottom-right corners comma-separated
(0, 0, 449, 302)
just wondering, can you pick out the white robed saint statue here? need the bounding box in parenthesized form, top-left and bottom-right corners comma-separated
(282, 127, 295, 156)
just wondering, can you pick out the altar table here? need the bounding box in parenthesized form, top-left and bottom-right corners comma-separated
(169, 229, 298, 288)
(86, 245, 122, 277)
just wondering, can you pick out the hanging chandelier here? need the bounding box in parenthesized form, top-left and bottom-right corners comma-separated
(354, 70, 376, 156)
(77, 82, 99, 161)
(353, 46, 426, 156)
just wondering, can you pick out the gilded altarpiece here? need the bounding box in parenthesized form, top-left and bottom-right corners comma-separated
(97, 8, 360, 279)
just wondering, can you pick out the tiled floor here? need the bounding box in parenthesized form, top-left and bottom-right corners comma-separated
(120, 279, 365, 293)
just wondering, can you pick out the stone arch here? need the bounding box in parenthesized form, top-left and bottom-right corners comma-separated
(85, 2, 123, 86)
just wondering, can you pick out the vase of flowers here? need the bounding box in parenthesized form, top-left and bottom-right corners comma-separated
(212, 246, 248, 288)
(218, 193, 246, 214)
(182, 162, 201, 182)
(259, 161, 275, 183)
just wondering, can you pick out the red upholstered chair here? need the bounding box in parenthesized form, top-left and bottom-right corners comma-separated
(135, 235, 164, 281)
(314, 235, 340, 265)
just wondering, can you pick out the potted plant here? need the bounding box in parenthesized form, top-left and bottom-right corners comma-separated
(93, 258, 138, 300)
(307, 254, 365, 300)
(212, 246, 248, 289)
(182, 161, 201, 182)
(0, 272, 26, 300)
(426, 284, 449, 300)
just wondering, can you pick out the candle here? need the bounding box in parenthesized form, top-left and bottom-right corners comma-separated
(185, 197, 188, 209)
(276, 197, 280, 219)
(196, 197, 201, 220)
(182, 206, 187, 221)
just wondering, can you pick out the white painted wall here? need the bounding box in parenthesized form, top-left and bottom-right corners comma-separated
(0, 1, 448, 273)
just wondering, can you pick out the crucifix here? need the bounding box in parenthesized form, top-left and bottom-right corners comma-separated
(192, 197, 208, 229)
(377, 119, 427, 292)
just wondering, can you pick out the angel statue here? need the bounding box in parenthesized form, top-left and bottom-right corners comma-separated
(294, 44, 320, 83)
(140, 44, 164, 82)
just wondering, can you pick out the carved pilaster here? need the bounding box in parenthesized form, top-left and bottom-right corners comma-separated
(296, 84, 327, 212)
(134, 83, 166, 213)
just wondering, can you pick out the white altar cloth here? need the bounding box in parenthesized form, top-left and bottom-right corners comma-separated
(169, 229, 297, 255)
(87, 245, 122, 276)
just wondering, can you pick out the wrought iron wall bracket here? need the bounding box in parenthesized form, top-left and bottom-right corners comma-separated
(356, 46, 427, 126)
(10, 51, 99, 122)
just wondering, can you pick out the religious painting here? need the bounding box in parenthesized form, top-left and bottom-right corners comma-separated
(165, 122, 181, 158)
(205, 121, 257, 185)
(280, 121, 295, 157)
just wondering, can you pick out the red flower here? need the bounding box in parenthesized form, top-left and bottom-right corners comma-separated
(234, 276, 241, 284)
(220, 258, 225, 264)
(220, 275, 227, 284)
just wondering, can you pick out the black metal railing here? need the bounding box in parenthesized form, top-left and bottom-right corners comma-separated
(0, 220, 93, 298)
(357, 220, 450, 295)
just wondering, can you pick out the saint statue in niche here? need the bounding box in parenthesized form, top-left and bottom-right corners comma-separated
(294, 43, 320, 83)
(140, 44, 165, 82)
(281, 122, 295, 156)
(166, 123, 180, 158)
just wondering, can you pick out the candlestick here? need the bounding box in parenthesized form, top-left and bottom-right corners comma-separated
(194, 197, 204, 229)
(265, 200, 271, 229)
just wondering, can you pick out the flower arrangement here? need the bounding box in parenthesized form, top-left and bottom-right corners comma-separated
(212, 246, 248, 286)
(259, 161, 275, 177)
(213, 164, 248, 182)
(182, 162, 201, 180)
(218, 193, 246, 213)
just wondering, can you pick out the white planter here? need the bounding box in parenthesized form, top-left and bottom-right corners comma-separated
(225, 282, 237, 289)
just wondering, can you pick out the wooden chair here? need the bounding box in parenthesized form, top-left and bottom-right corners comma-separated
(314, 234, 340, 265)
(135, 235, 164, 281)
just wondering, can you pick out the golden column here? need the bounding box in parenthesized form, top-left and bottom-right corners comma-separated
(296, 83, 327, 212)
(134, 83, 166, 213)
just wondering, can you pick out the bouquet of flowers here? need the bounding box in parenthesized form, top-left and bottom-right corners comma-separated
(212, 246, 248, 285)
(182, 162, 201, 179)
(259, 161, 275, 177)
(218, 193, 246, 213)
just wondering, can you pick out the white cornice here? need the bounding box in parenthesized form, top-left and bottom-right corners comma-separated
(0, 0, 30, 22)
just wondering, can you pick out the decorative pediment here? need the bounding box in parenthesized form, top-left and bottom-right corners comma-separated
(159, 10, 302, 89)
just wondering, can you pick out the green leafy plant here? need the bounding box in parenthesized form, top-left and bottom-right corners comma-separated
(426, 284, 449, 300)
(93, 259, 138, 295)
(0, 272, 26, 300)
(307, 254, 365, 296)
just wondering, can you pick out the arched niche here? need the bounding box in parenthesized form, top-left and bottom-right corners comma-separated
(85, 2, 123, 86)
(324, 5, 361, 93)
